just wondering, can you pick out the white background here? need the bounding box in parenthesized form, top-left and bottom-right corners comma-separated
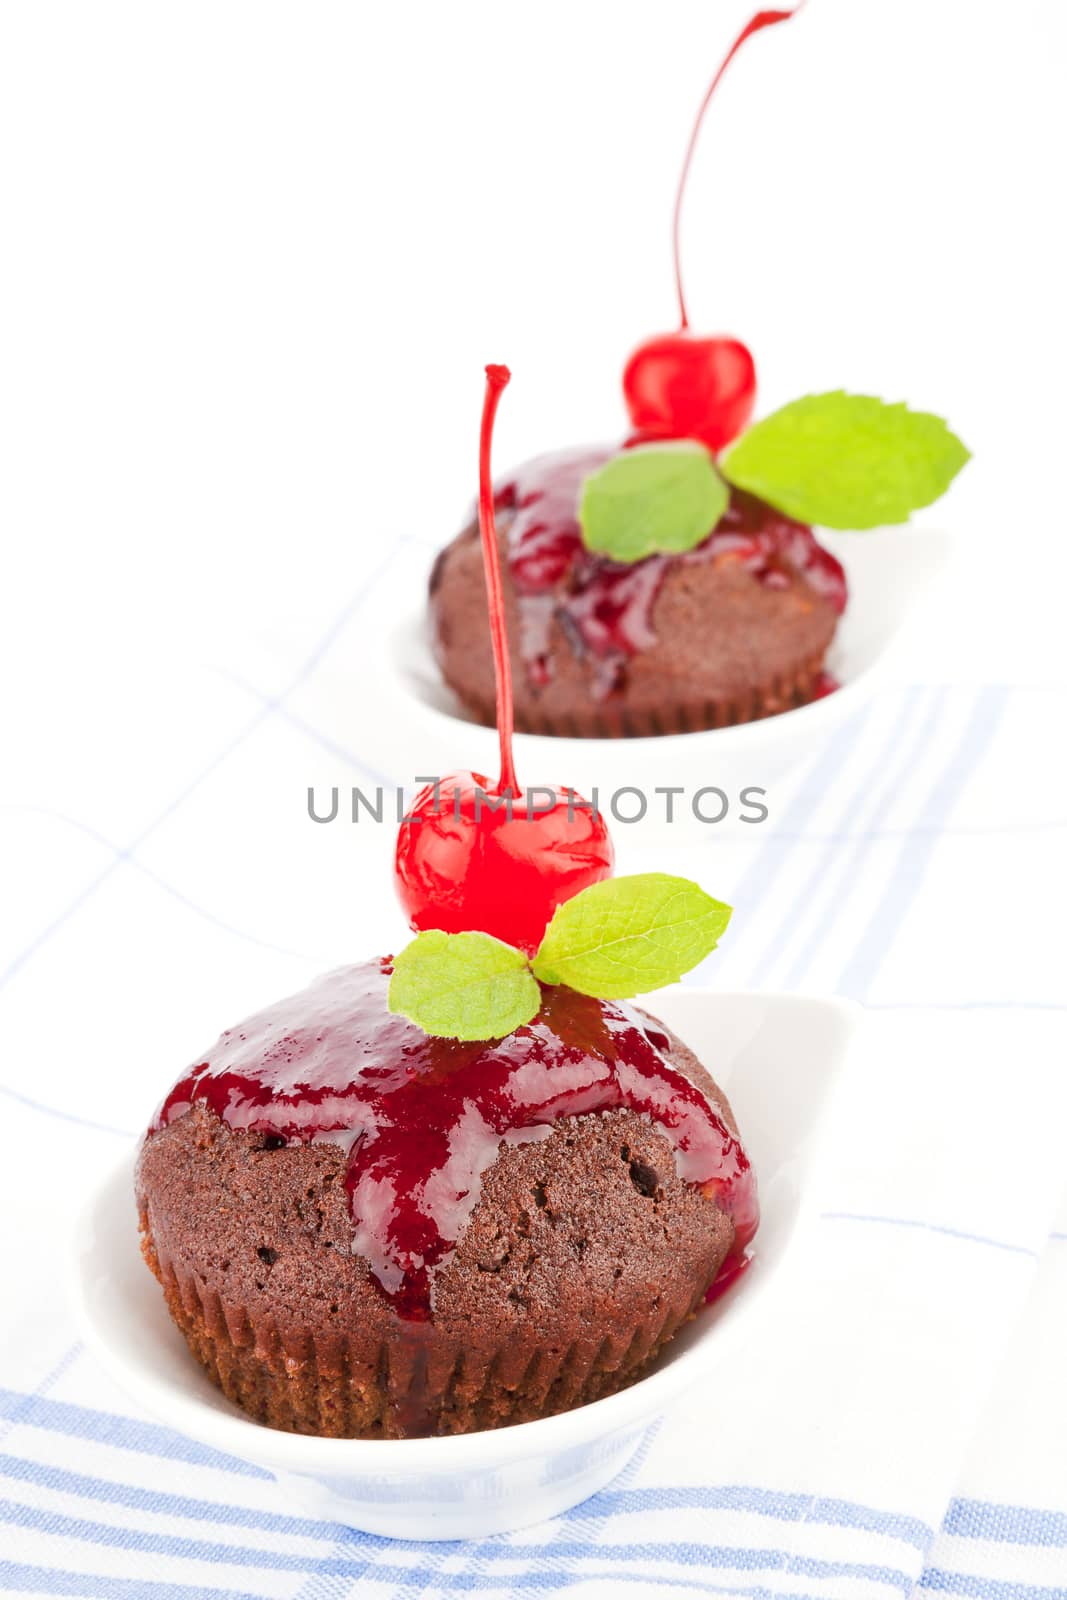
(1, 9, 1067, 1593)
(3, 0, 1065, 703)
(3, 0, 1065, 1102)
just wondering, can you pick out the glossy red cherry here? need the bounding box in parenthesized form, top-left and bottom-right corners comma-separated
(622, 6, 803, 451)
(623, 332, 756, 452)
(395, 364, 614, 953)
(396, 771, 613, 956)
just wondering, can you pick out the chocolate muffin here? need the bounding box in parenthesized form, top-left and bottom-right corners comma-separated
(430, 447, 847, 738)
(136, 958, 757, 1439)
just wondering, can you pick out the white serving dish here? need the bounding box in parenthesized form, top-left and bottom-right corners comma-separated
(297, 527, 951, 840)
(71, 989, 856, 1541)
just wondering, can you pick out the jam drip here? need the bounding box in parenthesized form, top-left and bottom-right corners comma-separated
(153, 959, 758, 1321)
(497, 446, 847, 697)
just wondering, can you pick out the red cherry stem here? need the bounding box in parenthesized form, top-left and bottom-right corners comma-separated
(478, 363, 519, 797)
(672, 4, 804, 329)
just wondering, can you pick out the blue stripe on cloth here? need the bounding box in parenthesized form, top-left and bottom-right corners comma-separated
(919, 1569, 1067, 1599)
(11, 1437, 1064, 1586)
(0, 1351, 82, 1457)
(383, 1426, 665, 1600)
(0, 1444, 936, 1554)
(725, 817, 1067, 843)
(685, 692, 877, 988)
(0, 1562, 266, 1600)
(564, 1485, 931, 1550)
(12, 1452, 1062, 1561)
(945, 1500, 1067, 1548)
(222, 684, 395, 790)
(0, 806, 312, 963)
(0, 1083, 130, 1138)
(0, 1497, 920, 1589)
(8, 1443, 1065, 1573)
(837, 685, 1011, 999)
(774, 686, 947, 990)
(0, 1454, 334, 1539)
(286, 1541, 375, 1600)
(0, 809, 314, 1131)
(820, 1213, 1039, 1258)
(371, 1577, 883, 1600)
(863, 1001, 1067, 1012)
(0, 533, 416, 998)
(494, 1545, 913, 1586)
(0, 1393, 266, 1479)
(0, 1498, 317, 1573)
(0, 1567, 842, 1600)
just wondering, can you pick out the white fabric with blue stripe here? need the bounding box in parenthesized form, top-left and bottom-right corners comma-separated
(2, 542, 1065, 1599)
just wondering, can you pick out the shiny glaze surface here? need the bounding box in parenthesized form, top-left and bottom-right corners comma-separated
(151, 960, 758, 1320)
(497, 445, 847, 696)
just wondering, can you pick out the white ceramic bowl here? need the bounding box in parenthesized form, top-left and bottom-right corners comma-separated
(301, 527, 951, 839)
(71, 989, 856, 1541)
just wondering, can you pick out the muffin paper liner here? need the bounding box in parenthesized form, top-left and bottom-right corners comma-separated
(451, 651, 831, 740)
(143, 1226, 706, 1439)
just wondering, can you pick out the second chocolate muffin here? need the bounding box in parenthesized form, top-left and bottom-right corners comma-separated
(431, 448, 847, 738)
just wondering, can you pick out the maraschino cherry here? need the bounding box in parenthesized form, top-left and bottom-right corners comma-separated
(395, 365, 614, 955)
(622, 6, 803, 452)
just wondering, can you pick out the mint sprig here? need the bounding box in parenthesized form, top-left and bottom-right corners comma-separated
(388, 930, 540, 1041)
(532, 873, 731, 999)
(388, 874, 732, 1039)
(579, 442, 728, 563)
(721, 392, 970, 529)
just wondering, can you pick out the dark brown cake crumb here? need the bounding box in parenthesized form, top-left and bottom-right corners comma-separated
(136, 1019, 739, 1439)
(431, 512, 840, 737)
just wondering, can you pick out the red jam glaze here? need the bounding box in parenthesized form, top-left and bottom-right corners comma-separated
(703, 1247, 752, 1305)
(497, 446, 847, 696)
(151, 959, 759, 1322)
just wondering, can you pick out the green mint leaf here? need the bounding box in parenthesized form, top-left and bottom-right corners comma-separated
(532, 873, 732, 999)
(721, 391, 970, 529)
(579, 442, 729, 563)
(388, 930, 540, 1041)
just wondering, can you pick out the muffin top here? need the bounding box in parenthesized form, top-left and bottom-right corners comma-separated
(441, 445, 848, 701)
(147, 958, 758, 1322)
